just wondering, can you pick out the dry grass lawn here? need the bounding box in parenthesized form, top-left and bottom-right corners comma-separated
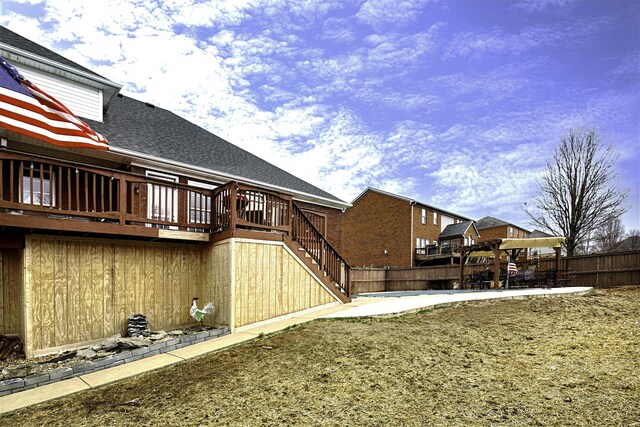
(3, 287, 639, 426)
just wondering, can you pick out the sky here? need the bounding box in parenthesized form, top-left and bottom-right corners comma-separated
(1, 0, 639, 232)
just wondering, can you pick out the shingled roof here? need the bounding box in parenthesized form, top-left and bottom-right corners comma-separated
(475, 216, 509, 229)
(0, 26, 105, 79)
(439, 220, 478, 239)
(85, 95, 345, 204)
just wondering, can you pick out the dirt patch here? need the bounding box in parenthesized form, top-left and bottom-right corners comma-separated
(2, 287, 639, 426)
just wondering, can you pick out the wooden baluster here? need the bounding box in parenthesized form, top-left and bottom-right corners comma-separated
(84, 171, 89, 212)
(48, 164, 53, 208)
(9, 160, 14, 203)
(92, 173, 96, 212)
(109, 176, 113, 212)
(38, 163, 43, 207)
(27, 161, 33, 205)
(67, 168, 71, 210)
(75, 167, 79, 211)
(57, 165, 62, 210)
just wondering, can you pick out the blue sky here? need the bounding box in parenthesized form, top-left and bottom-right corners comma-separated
(2, 0, 639, 231)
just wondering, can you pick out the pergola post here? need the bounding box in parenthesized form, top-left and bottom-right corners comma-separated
(554, 247, 562, 271)
(493, 242, 501, 289)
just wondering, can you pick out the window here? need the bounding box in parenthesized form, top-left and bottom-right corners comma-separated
(416, 237, 429, 255)
(421, 208, 426, 224)
(22, 166, 55, 207)
(509, 226, 514, 238)
(187, 180, 214, 230)
(433, 211, 438, 225)
(146, 171, 179, 229)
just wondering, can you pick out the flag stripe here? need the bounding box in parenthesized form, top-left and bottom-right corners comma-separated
(1, 97, 101, 138)
(0, 116, 109, 148)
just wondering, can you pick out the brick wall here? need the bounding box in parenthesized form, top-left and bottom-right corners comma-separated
(340, 191, 412, 267)
(412, 205, 443, 246)
(478, 225, 530, 241)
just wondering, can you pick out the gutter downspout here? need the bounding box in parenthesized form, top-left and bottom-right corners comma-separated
(410, 201, 416, 267)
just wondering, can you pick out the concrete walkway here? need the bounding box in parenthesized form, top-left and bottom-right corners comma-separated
(0, 286, 592, 415)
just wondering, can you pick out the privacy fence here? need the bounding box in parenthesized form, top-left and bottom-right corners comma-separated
(351, 250, 640, 294)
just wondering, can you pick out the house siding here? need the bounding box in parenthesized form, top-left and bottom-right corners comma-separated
(16, 64, 103, 122)
(340, 191, 411, 267)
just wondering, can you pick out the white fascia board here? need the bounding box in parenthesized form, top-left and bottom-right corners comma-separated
(110, 146, 350, 210)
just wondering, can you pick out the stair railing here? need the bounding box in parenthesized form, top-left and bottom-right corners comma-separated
(291, 203, 350, 297)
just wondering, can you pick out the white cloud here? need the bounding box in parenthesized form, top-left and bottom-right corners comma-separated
(446, 18, 606, 58)
(511, 0, 576, 13)
(356, 0, 432, 29)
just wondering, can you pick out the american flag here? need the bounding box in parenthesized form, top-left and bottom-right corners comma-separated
(507, 260, 518, 277)
(0, 56, 108, 150)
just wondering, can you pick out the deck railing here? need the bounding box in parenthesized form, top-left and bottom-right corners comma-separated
(0, 151, 213, 233)
(212, 181, 291, 234)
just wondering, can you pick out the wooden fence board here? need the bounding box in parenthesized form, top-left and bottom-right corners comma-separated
(352, 251, 640, 293)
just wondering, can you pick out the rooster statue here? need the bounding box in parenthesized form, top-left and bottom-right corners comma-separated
(190, 297, 215, 325)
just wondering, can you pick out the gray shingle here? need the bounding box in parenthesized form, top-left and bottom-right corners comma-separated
(439, 221, 475, 239)
(475, 216, 508, 229)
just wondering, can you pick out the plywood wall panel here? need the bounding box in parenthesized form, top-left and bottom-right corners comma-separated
(232, 240, 336, 328)
(1, 249, 23, 336)
(24, 236, 230, 355)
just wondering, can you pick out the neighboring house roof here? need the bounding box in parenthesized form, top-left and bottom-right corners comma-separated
(476, 216, 508, 229)
(0, 26, 105, 79)
(439, 220, 479, 240)
(531, 229, 554, 238)
(86, 94, 346, 206)
(351, 187, 473, 221)
(476, 215, 531, 233)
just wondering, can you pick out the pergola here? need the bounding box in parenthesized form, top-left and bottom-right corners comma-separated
(459, 237, 566, 289)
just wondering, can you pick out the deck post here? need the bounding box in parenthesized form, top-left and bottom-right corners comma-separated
(118, 173, 127, 225)
(229, 183, 237, 232)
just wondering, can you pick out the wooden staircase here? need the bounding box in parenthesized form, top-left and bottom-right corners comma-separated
(288, 203, 351, 303)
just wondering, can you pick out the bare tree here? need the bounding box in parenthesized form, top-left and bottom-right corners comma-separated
(525, 129, 628, 256)
(624, 229, 640, 251)
(592, 217, 625, 253)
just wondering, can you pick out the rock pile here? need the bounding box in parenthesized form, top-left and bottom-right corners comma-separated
(126, 314, 150, 338)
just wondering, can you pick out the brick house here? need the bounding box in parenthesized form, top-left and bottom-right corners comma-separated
(476, 216, 531, 259)
(339, 188, 473, 267)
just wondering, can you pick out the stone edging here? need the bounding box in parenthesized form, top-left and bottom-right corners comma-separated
(0, 327, 230, 397)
